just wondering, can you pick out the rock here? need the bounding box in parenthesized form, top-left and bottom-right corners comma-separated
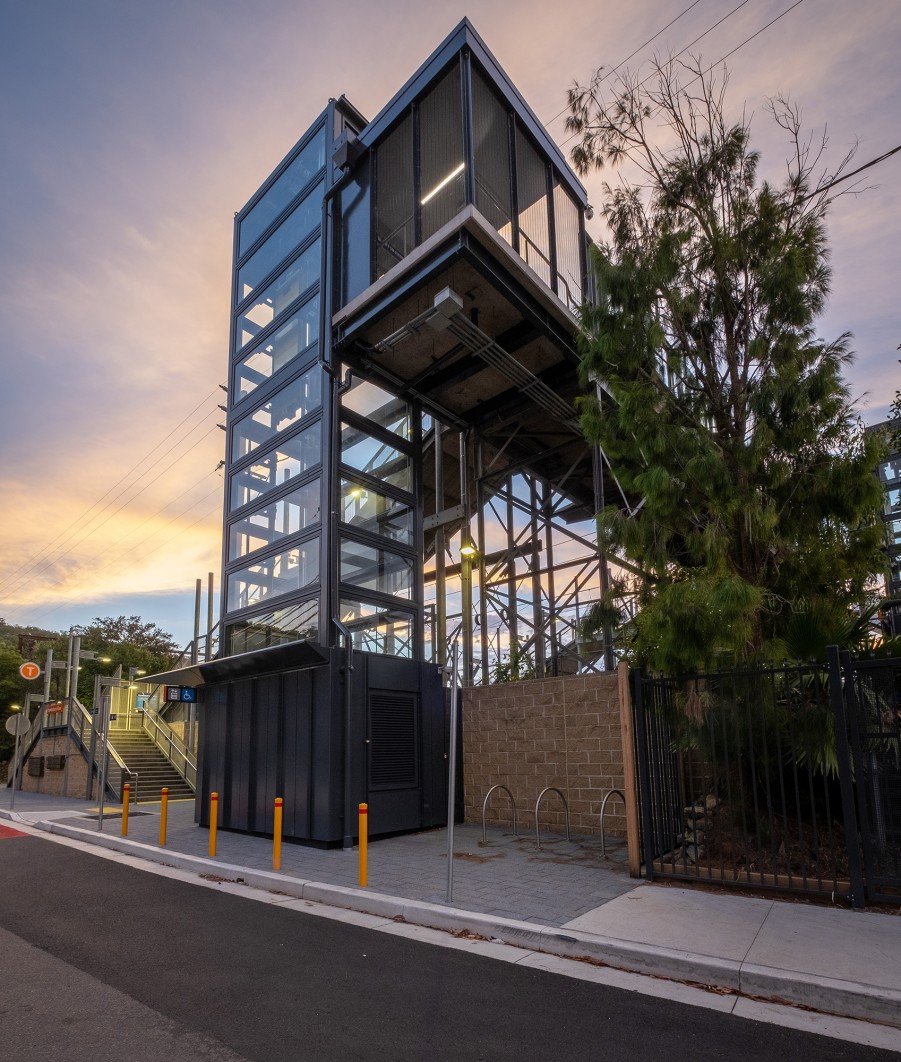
(705, 794, 719, 811)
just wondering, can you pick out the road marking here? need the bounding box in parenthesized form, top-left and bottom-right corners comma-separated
(0, 825, 28, 839)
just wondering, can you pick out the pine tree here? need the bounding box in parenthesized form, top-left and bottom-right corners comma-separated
(568, 59, 886, 672)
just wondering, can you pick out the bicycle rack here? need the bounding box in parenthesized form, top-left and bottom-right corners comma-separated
(598, 789, 625, 859)
(481, 784, 518, 843)
(534, 787, 571, 849)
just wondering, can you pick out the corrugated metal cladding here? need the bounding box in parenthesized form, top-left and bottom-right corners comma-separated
(197, 649, 448, 845)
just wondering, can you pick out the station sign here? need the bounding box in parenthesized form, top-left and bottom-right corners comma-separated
(165, 685, 197, 703)
(19, 662, 41, 680)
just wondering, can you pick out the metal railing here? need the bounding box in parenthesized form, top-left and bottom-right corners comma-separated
(139, 705, 197, 790)
(70, 698, 130, 801)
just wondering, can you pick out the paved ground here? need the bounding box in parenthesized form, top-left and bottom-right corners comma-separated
(4, 788, 901, 1049)
(1, 831, 898, 1062)
(4, 791, 637, 926)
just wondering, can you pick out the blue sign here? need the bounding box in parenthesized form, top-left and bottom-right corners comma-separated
(181, 687, 197, 703)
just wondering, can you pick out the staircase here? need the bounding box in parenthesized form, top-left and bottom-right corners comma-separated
(107, 730, 195, 801)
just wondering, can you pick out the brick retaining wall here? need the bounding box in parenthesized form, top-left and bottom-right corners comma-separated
(462, 673, 626, 837)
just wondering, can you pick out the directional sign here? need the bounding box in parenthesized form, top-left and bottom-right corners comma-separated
(19, 662, 41, 680)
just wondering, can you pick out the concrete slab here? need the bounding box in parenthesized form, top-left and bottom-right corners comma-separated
(563, 883, 773, 961)
(746, 901, 901, 989)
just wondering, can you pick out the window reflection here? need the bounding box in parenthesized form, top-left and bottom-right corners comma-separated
(341, 377, 410, 438)
(341, 479, 412, 544)
(226, 598, 319, 655)
(230, 426, 321, 511)
(233, 368, 321, 461)
(239, 130, 326, 254)
(235, 242, 320, 352)
(238, 182, 323, 301)
(340, 421, 411, 490)
(341, 539, 413, 600)
(227, 540, 320, 611)
(228, 480, 321, 560)
(234, 296, 319, 401)
(340, 598, 414, 658)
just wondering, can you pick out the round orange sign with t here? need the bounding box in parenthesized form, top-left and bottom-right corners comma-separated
(19, 662, 41, 680)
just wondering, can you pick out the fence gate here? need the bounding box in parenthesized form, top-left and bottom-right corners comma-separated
(841, 651, 901, 904)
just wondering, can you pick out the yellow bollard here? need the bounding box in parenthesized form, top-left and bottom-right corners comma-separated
(358, 803, 368, 887)
(159, 787, 169, 847)
(121, 783, 130, 836)
(273, 797, 283, 871)
(209, 791, 218, 857)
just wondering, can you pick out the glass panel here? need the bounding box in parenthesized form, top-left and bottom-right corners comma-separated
(227, 540, 320, 612)
(472, 68, 512, 244)
(228, 480, 321, 560)
(342, 377, 410, 438)
(239, 130, 326, 254)
(230, 425, 321, 511)
(341, 479, 413, 544)
(419, 64, 465, 242)
(232, 367, 321, 461)
(553, 180, 583, 309)
(226, 599, 319, 655)
(237, 181, 323, 301)
(341, 539, 413, 600)
(235, 242, 320, 352)
(515, 127, 551, 286)
(340, 421, 411, 491)
(374, 114, 414, 279)
(234, 296, 319, 401)
(340, 598, 414, 658)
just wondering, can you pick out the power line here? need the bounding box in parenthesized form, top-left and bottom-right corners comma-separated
(0, 424, 221, 603)
(798, 143, 901, 202)
(560, 0, 807, 152)
(0, 388, 223, 597)
(543, 0, 706, 127)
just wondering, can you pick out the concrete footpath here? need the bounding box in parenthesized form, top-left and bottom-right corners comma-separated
(3, 790, 900, 1043)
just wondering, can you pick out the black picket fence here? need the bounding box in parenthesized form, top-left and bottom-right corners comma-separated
(631, 648, 901, 906)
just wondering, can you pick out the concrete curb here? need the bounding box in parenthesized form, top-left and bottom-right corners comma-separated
(9, 814, 901, 1030)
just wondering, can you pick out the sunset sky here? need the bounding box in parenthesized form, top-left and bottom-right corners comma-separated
(1, 0, 898, 647)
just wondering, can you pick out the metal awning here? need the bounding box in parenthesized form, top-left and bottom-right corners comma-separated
(142, 640, 331, 688)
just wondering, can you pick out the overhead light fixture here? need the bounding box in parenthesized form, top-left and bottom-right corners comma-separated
(421, 162, 464, 205)
(459, 533, 478, 559)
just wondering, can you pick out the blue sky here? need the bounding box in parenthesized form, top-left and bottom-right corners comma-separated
(0, 0, 898, 646)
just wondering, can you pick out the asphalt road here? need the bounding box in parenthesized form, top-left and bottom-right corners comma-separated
(0, 831, 894, 1062)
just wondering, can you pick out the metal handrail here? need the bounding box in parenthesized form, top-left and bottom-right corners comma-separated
(139, 706, 197, 789)
(534, 787, 571, 850)
(599, 789, 626, 859)
(481, 784, 518, 842)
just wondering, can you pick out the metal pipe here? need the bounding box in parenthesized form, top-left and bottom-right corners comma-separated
(481, 784, 518, 843)
(534, 787, 571, 849)
(206, 572, 215, 660)
(159, 788, 169, 847)
(192, 578, 202, 664)
(62, 635, 79, 798)
(599, 789, 626, 859)
(334, 617, 355, 850)
(445, 639, 461, 903)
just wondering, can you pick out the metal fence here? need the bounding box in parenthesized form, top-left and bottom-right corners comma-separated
(631, 651, 901, 906)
